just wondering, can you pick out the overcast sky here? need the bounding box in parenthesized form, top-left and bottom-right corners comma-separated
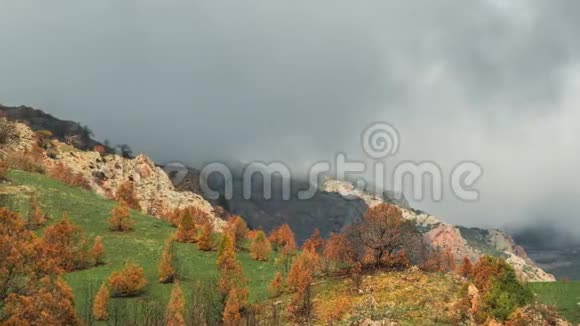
(1, 0, 579, 235)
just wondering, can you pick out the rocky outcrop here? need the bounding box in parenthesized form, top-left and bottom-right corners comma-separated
(0, 105, 106, 151)
(53, 150, 223, 228)
(0, 119, 224, 229)
(322, 179, 555, 282)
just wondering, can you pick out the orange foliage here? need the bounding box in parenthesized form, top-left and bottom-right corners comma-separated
(108, 201, 134, 232)
(323, 232, 355, 271)
(166, 206, 210, 227)
(222, 288, 241, 326)
(225, 215, 249, 250)
(4, 149, 46, 174)
(0, 159, 7, 180)
(287, 250, 318, 292)
(49, 162, 91, 190)
(197, 222, 214, 251)
(4, 276, 80, 325)
(94, 145, 106, 154)
(472, 256, 510, 292)
(302, 228, 323, 254)
(269, 224, 297, 251)
(26, 194, 47, 230)
(165, 282, 186, 326)
(159, 238, 175, 283)
(422, 248, 456, 273)
(0, 207, 61, 312)
(114, 180, 141, 210)
(459, 256, 473, 278)
(268, 272, 284, 297)
(175, 209, 197, 243)
(216, 234, 248, 303)
(92, 283, 110, 321)
(250, 230, 272, 261)
(349, 204, 419, 268)
(108, 262, 147, 297)
(42, 213, 93, 272)
(91, 236, 105, 265)
(320, 294, 351, 324)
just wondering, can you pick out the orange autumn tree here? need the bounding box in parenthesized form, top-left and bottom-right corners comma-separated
(250, 230, 272, 261)
(197, 222, 214, 251)
(92, 282, 110, 321)
(223, 288, 241, 326)
(108, 201, 134, 232)
(27, 194, 47, 230)
(175, 209, 197, 243)
(115, 180, 141, 210)
(4, 276, 81, 326)
(91, 236, 105, 266)
(159, 238, 175, 283)
(459, 256, 473, 278)
(108, 262, 147, 297)
(216, 234, 248, 303)
(348, 203, 419, 269)
(302, 228, 323, 254)
(269, 224, 297, 251)
(286, 250, 317, 324)
(0, 207, 66, 323)
(165, 282, 186, 326)
(42, 212, 93, 271)
(323, 232, 355, 272)
(268, 272, 284, 298)
(270, 224, 298, 273)
(226, 215, 249, 250)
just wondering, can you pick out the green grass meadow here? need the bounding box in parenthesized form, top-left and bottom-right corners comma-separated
(530, 281, 580, 324)
(3, 170, 279, 324)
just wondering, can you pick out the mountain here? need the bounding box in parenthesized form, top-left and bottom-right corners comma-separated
(169, 166, 555, 282)
(0, 107, 555, 281)
(0, 116, 224, 230)
(513, 226, 580, 280)
(0, 104, 108, 151)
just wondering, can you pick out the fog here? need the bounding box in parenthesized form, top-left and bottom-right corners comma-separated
(1, 0, 579, 233)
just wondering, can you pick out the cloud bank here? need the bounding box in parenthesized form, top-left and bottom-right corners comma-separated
(1, 0, 579, 232)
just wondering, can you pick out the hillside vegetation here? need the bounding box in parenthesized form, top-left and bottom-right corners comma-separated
(1, 170, 277, 324)
(1, 170, 578, 325)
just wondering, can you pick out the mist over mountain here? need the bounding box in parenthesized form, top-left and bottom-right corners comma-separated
(1, 1, 580, 236)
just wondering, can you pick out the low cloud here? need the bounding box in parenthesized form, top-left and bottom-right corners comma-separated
(1, 0, 579, 232)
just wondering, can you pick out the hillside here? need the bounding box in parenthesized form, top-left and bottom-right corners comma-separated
(0, 104, 107, 151)
(1, 170, 277, 324)
(0, 110, 555, 282)
(1, 170, 576, 325)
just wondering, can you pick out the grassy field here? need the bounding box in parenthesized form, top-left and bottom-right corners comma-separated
(530, 281, 580, 324)
(3, 170, 279, 324)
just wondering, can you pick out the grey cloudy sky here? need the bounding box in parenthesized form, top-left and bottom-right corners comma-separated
(1, 0, 579, 234)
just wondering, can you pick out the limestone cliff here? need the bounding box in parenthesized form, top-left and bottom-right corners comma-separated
(321, 179, 556, 282)
(0, 119, 224, 230)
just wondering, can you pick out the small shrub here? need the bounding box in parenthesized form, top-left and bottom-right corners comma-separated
(197, 223, 214, 251)
(92, 283, 110, 321)
(250, 230, 272, 261)
(91, 236, 105, 265)
(159, 239, 175, 283)
(175, 210, 197, 243)
(5, 151, 46, 174)
(471, 256, 533, 322)
(108, 262, 147, 297)
(268, 272, 284, 298)
(115, 180, 141, 211)
(0, 159, 7, 180)
(108, 201, 134, 232)
(165, 283, 186, 326)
